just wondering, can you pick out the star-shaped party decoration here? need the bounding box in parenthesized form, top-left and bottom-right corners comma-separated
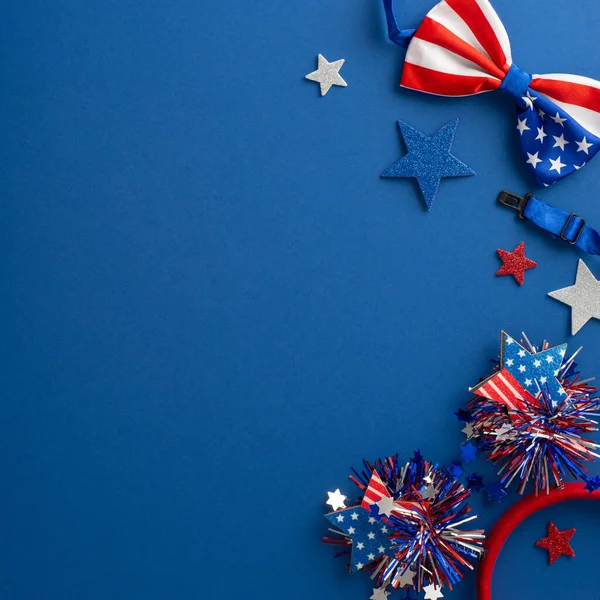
(395, 566, 416, 588)
(485, 481, 507, 503)
(535, 522, 576, 564)
(305, 54, 347, 96)
(455, 408, 473, 422)
(448, 461, 464, 479)
(466, 473, 485, 492)
(423, 583, 444, 600)
(461, 442, 477, 463)
(496, 242, 537, 286)
(325, 506, 396, 573)
(548, 259, 600, 335)
(370, 587, 390, 600)
(326, 489, 347, 511)
(584, 475, 600, 493)
(500, 332, 567, 401)
(381, 119, 475, 211)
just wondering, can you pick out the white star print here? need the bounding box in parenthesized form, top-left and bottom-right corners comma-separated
(367, 532, 375, 540)
(336, 514, 344, 522)
(540, 376, 547, 384)
(533, 359, 542, 367)
(506, 358, 514, 366)
(525, 378, 533, 386)
(351, 512, 359, 521)
(551, 112, 567, 126)
(381, 525, 388, 533)
(576, 137, 593, 154)
(506, 337, 514, 345)
(526, 91, 538, 103)
(367, 553, 375, 561)
(356, 562, 364, 570)
(368, 517, 376, 524)
(535, 126, 547, 143)
(549, 156, 567, 174)
(546, 355, 554, 363)
(518, 365, 526, 373)
(553, 133, 569, 150)
(348, 527, 355, 534)
(575, 163, 586, 170)
(526, 151, 542, 168)
(538, 108, 546, 119)
(357, 542, 364, 550)
(518, 349, 526, 358)
(377, 546, 385, 554)
(517, 118, 530, 135)
(327, 489, 347, 511)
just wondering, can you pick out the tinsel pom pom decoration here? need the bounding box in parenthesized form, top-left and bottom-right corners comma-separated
(322, 452, 485, 597)
(464, 331, 600, 494)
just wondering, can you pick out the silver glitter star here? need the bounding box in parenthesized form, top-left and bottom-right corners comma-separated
(422, 485, 437, 500)
(462, 423, 474, 440)
(394, 566, 416, 588)
(548, 259, 600, 334)
(305, 54, 347, 96)
(370, 587, 390, 600)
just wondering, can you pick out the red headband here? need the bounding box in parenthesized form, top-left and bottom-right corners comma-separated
(478, 482, 600, 600)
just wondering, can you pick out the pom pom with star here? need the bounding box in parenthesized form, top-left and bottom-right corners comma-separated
(463, 331, 600, 494)
(322, 452, 485, 597)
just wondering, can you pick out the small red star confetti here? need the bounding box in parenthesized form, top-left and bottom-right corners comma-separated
(535, 522, 576, 564)
(496, 242, 537, 286)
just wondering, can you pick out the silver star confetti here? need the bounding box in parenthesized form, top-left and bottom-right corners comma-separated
(422, 485, 437, 500)
(394, 566, 416, 588)
(423, 583, 444, 600)
(462, 423, 474, 440)
(370, 587, 390, 600)
(305, 54, 347, 96)
(548, 259, 600, 334)
(326, 489, 347, 511)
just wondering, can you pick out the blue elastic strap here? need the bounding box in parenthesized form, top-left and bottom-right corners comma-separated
(382, 0, 416, 48)
(522, 195, 600, 256)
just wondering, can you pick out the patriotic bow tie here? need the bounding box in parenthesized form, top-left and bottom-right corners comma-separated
(386, 0, 600, 187)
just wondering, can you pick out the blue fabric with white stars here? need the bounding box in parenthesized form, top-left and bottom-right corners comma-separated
(324, 506, 395, 573)
(515, 92, 600, 187)
(501, 332, 567, 401)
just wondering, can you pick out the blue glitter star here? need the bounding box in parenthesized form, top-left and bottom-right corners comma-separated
(461, 442, 477, 463)
(584, 475, 600, 493)
(455, 408, 473, 422)
(466, 473, 485, 492)
(485, 481, 507, 503)
(381, 119, 475, 211)
(448, 461, 463, 479)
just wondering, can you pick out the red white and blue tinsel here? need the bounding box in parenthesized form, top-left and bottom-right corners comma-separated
(465, 331, 600, 495)
(323, 452, 484, 598)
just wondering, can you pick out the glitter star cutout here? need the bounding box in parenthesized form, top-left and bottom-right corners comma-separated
(381, 119, 475, 211)
(326, 489, 347, 511)
(423, 583, 444, 600)
(305, 54, 347, 96)
(548, 259, 600, 335)
(496, 242, 537, 286)
(370, 587, 390, 600)
(535, 522, 576, 564)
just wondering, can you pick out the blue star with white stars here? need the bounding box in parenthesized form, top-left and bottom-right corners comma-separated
(501, 331, 567, 401)
(381, 119, 475, 211)
(325, 506, 396, 573)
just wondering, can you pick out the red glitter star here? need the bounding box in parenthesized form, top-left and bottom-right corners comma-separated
(535, 522, 576, 564)
(496, 242, 537, 286)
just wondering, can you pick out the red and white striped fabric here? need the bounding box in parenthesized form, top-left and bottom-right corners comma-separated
(361, 470, 392, 511)
(401, 0, 600, 139)
(471, 368, 535, 412)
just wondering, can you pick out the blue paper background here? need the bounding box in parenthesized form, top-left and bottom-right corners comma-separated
(2, 0, 600, 598)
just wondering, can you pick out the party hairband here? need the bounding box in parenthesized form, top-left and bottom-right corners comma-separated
(383, 0, 600, 188)
(322, 332, 600, 599)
